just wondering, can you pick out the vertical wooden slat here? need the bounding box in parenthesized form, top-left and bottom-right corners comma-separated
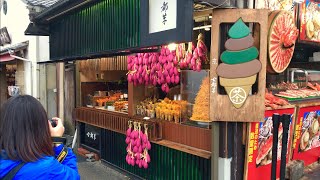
(50, 0, 140, 60)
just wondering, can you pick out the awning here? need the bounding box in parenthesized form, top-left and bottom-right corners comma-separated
(0, 41, 29, 64)
(0, 54, 15, 63)
(0, 41, 29, 55)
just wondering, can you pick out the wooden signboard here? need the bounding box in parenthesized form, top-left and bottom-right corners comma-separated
(210, 9, 268, 122)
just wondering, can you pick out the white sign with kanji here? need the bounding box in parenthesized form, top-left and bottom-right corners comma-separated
(229, 87, 247, 105)
(149, 0, 177, 34)
(86, 132, 97, 141)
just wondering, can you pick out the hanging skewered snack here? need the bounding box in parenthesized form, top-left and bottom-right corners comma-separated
(190, 33, 208, 72)
(140, 124, 151, 169)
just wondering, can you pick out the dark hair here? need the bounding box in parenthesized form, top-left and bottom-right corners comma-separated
(0, 95, 54, 162)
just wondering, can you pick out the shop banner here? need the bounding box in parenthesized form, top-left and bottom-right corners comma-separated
(299, 0, 320, 42)
(140, 0, 193, 47)
(292, 106, 320, 165)
(245, 108, 295, 180)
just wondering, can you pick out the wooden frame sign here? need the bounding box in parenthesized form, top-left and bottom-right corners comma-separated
(210, 9, 268, 122)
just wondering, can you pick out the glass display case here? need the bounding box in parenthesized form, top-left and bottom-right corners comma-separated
(135, 70, 210, 128)
(82, 81, 128, 114)
(180, 70, 210, 125)
(288, 68, 320, 85)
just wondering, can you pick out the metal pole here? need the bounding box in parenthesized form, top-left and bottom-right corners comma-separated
(280, 114, 291, 180)
(271, 113, 280, 180)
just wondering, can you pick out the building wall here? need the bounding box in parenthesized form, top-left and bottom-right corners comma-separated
(0, 0, 50, 100)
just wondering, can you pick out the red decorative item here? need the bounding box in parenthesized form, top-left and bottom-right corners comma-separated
(127, 39, 208, 92)
(126, 47, 180, 93)
(267, 10, 298, 73)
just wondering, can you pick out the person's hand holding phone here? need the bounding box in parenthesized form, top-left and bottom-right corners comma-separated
(48, 117, 65, 137)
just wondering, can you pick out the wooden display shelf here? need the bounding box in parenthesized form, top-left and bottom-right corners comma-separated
(265, 105, 296, 111)
(291, 101, 320, 108)
(153, 140, 211, 159)
(75, 107, 212, 153)
(133, 116, 212, 152)
(75, 107, 158, 141)
(160, 120, 211, 152)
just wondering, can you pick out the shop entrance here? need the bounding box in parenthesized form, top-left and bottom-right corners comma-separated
(0, 62, 18, 106)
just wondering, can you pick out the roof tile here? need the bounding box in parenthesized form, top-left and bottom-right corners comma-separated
(24, 0, 62, 8)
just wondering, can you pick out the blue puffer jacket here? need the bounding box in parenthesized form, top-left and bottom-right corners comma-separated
(0, 145, 80, 180)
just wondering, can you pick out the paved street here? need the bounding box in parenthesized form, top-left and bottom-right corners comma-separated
(77, 154, 320, 180)
(77, 155, 130, 180)
(301, 164, 320, 180)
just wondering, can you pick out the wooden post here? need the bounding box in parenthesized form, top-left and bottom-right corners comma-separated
(57, 62, 65, 119)
(128, 83, 145, 117)
(75, 62, 81, 107)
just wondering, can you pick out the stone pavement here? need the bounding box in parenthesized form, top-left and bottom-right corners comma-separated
(300, 164, 320, 180)
(76, 153, 320, 180)
(65, 134, 130, 180)
(77, 155, 130, 180)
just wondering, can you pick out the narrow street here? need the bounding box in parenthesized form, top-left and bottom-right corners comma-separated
(1, 0, 320, 180)
(77, 155, 130, 180)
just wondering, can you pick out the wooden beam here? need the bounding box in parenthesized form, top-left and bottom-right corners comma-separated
(194, 9, 212, 19)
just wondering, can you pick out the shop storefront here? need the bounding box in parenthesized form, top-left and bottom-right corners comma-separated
(244, 1, 320, 179)
(1, 0, 53, 112)
(25, 0, 320, 179)
(0, 39, 28, 105)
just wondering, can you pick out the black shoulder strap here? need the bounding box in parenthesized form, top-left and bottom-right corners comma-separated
(2, 162, 25, 180)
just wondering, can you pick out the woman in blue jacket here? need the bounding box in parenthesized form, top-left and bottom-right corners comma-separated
(0, 95, 80, 180)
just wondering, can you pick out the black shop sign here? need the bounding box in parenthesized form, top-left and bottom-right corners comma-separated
(81, 123, 101, 152)
(140, 0, 193, 47)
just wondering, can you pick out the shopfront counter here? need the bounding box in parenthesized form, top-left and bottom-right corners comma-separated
(75, 107, 211, 179)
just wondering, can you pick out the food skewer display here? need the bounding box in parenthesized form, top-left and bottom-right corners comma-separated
(125, 121, 151, 168)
